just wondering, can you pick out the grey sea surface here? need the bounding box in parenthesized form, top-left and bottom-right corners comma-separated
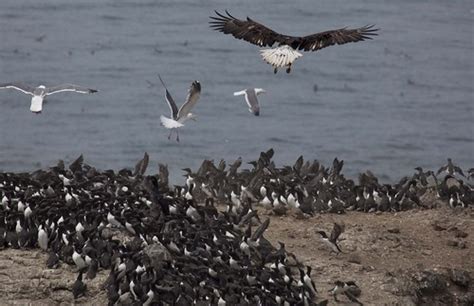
(0, 0, 472, 183)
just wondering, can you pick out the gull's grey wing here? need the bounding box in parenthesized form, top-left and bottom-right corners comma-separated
(245, 89, 260, 116)
(177, 80, 201, 119)
(46, 84, 98, 95)
(0, 82, 36, 95)
(158, 75, 178, 120)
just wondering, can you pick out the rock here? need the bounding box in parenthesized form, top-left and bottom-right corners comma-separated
(362, 265, 375, 272)
(450, 269, 471, 288)
(447, 239, 467, 249)
(387, 227, 400, 234)
(414, 270, 447, 295)
(458, 292, 474, 306)
(381, 283, 398, 294)
(398, 296, 417, 306)
(422, 250, 432, 256)
(431, 221, 448, 231)
(454, 229, 468, 238)
(100, 228, 114, 240)
(347, 254, 362, 264)
(446, 240, 458, 247)
(410, 270, 455, 306)
(143, 242, 172, 269)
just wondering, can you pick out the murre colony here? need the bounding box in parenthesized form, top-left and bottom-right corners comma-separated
(0, 152, 471, 304)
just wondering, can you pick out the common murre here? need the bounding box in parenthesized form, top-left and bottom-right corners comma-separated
(317, 222, 345, 254)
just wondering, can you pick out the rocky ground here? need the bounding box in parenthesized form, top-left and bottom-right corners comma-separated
(1, 205, 473, 305)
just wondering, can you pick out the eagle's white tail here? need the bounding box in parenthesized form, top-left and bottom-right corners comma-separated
(260, 45, 303, 68)
(160, 115, 184, 129)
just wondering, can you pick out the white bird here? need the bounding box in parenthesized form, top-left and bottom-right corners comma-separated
(260, 185, 267, 198)
(72, 249, 88, 270)
(0, 82, 98, 113)
(107, 212, 123, 228)
(260, 195, 272, 210)
(38, 225, 48, 251)
(158, 75, 201, 142)
(233, 88, 266, 116)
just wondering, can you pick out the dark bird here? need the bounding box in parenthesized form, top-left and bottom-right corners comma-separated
(317, 222, 344, 254)
(329, 281, 363, 305)
(210, 10, 378, 73)
(468, 168, 474, 180)
(437, 158, 465, 177)
(72, 272, 87, 299)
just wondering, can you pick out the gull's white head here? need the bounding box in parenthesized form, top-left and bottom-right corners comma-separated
(255, 88, 266, 95)
(179, 113, 197, 123)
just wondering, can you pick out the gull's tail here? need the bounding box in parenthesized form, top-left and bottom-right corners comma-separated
(30, 96, 43, 113)
(160, 115, 184, 129)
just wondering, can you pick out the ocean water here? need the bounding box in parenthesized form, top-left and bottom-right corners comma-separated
(0, 0, 472, 183)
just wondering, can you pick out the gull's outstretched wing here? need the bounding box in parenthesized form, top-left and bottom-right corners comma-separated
(177, 80, 201, 119)
(158, 75, 178, 120)
(46, 84, 98, 95)
(0, 82, 36, 95)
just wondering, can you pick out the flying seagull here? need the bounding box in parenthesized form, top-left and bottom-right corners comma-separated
(317, 222, 345, 254)
(158, 75, 201, 142)
(233, 88, 266, 116)
(210, 10, 378, 73)
(0, 82, 98, 113)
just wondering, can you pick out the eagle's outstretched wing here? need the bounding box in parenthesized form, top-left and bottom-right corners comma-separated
(296, 25, 378, 52)
(210, 10, 295, 47)
(210, 11, 378, 51)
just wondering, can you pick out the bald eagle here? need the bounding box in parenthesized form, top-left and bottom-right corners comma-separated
(210, 10, 378, 73)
